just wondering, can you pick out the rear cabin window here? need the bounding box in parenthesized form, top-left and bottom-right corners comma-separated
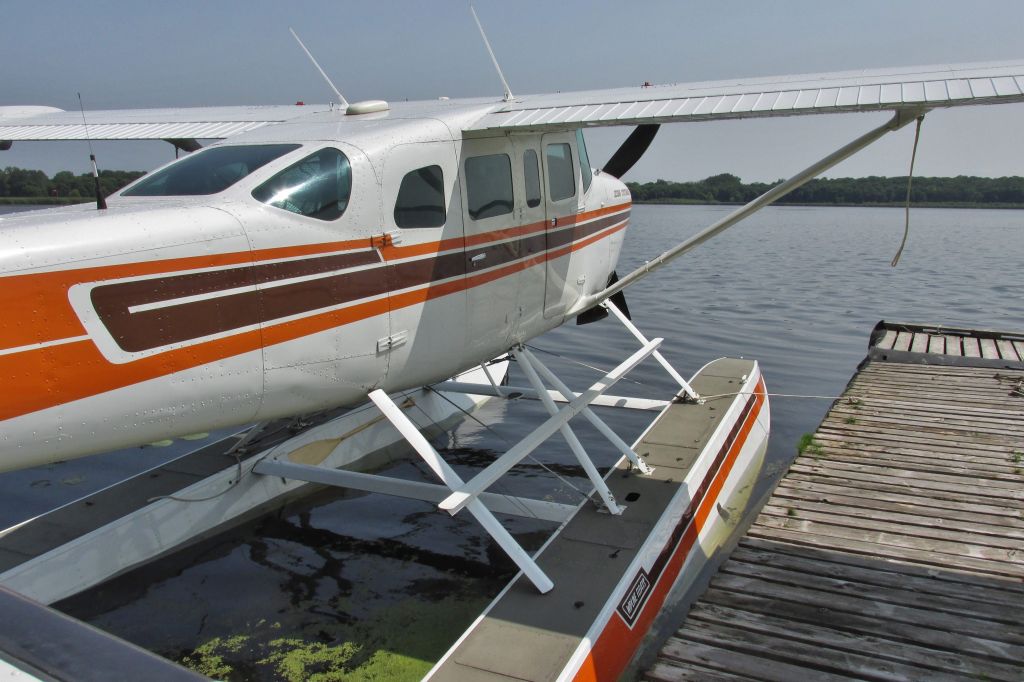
(123, 144, 300, 196)
(576, 129, 593, 193)
(524, 149, 541, 208)
(546, 143, 575, 202)
(252, 147, 352, 221)
(466, 154, 514, 220)
(394, 165, 446, 228)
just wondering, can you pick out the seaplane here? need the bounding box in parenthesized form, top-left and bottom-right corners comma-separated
(1, 15, 1022, 680)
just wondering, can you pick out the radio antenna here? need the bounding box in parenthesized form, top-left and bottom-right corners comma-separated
(77, 92, 107, 210)
(289, 27, 348, 109)
(470, 4, 514, 102)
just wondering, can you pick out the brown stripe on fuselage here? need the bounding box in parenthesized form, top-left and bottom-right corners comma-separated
(91, 249, 382, 353)
(92, 210, 628, 353)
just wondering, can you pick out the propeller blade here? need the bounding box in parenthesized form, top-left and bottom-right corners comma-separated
(602, 124, 659, 179)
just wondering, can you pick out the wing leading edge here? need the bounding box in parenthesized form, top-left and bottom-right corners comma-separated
(468, 60, 1024, 132)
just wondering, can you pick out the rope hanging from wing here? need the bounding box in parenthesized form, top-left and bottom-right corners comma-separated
(891, 114, 925, 267)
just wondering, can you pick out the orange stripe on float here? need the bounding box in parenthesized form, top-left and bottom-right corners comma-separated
(572, 379, 765, 682)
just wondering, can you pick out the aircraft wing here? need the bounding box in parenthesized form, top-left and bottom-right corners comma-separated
(469, 60, 1024, 132)
(0, 104, 331, 143)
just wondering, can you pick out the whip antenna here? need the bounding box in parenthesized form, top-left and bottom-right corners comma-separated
(289, 27, 348, 109)
(470, 4, 513, 102)
(77, 93, 107, 210)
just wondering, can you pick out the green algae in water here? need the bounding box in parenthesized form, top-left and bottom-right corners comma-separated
(181, 634, 251, 679)
(258, 638, 361, 682)
(178, 595, 491, 681)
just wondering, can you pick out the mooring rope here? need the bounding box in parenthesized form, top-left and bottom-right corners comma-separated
(891, 114, 926, 267)
(696, 391, 866, 404)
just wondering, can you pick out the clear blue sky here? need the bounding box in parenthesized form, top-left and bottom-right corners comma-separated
(3, 0, 1023, 181)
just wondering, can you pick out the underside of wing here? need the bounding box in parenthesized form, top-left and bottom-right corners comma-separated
(469, 60, 1024, 132)
(0, 104, 330, 144)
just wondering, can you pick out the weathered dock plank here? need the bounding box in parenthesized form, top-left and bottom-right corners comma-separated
(646, 323, 1024, 681)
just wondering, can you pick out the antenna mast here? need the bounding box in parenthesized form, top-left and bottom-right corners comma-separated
(77, 93, 107, 211)
(470, 4, 514, 102)
(289, 27, 349, 109)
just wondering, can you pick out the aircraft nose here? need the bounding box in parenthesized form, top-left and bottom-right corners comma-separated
(0, 202, 253, 469)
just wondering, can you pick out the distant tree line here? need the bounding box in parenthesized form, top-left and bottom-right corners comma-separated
(4, 166, 1024, 207)
(0, 167, 145, 199)
(627, 174, 1024, 206)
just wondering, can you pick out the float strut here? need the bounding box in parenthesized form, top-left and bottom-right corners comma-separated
(604, 300, 700, 403)
(517, 346, 655, 475)
(368, 389, 554, 593)
(439, 338, 662, 516)
(513, 347, 624, 514)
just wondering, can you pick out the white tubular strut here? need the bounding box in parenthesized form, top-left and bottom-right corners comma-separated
(368, 389, 554, 593)
(517, 347, 655, 475)
(512, 348, 624, 515)
(604, 300, 699, 402)
(439, 338, 662, 516)
(480, 361, 504, 397)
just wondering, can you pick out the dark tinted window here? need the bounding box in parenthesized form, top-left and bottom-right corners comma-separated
(123, 144, 299, 196)
(524, 149, 541, 208)
(576, 129, 593, 193)
(252, 148, 352, 221)
(395, 165, 445, 228)
(466, 154, 514, 220)
(546, 143, 575, 202)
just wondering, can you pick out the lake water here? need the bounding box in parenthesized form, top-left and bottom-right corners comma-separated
(2, 203, 1022, 679)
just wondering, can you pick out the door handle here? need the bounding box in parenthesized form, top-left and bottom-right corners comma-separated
(471, 253, 487, 263)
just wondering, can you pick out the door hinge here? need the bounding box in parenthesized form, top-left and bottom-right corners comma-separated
(377, 330, 409, 353)
(371, 231, 402, 249)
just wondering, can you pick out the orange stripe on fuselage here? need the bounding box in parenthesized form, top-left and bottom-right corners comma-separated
(0, 237, 373, 351)
(0, 205, 630, 421)
(572, 378, 766, 682)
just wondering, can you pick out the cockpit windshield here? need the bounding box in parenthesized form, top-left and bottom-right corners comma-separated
(122, 144, 300, 196)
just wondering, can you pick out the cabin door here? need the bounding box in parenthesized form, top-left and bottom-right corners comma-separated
(541, 131, 582, 319)
(460, 135, 521, 360)
(509, 135, 547, 340)
(379, 136, 465, 389)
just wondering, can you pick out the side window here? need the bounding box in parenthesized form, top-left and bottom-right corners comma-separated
(394, 165, 446, 228)
(252, 147, 351, 221)
(466, 154, 514, 220)
(524, 149, 541, 208)
(546, 143, 575, 202)
(576, 129, 593, 193)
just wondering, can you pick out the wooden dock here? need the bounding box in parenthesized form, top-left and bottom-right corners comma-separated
(646, 321, 1024, 681)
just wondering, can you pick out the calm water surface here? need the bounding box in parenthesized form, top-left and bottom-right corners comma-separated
(2, 203, 1022, 678)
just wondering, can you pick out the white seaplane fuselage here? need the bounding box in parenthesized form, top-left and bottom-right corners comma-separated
(0, 101, 630, 470)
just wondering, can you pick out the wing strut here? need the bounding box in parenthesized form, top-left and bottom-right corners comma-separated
(580, 109, 922, 310)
